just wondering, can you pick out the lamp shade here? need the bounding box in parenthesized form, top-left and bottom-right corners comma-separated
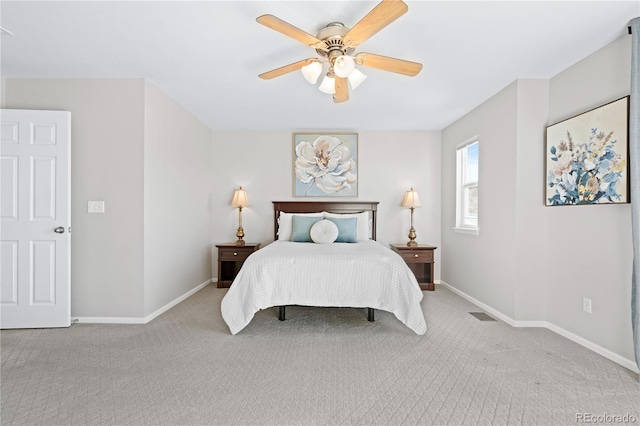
(301, 61, 322, 84)
(318, 75, 336, 94)
(231, 186, 249, 208)
(401, 188, 421, 208)
(333, 55, 355, 78)
(347, 68, 367, 90)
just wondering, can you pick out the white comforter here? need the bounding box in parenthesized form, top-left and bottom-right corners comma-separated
(221, 240, 426, 335)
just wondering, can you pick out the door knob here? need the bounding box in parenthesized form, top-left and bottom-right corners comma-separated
(54, 226, 65, 234)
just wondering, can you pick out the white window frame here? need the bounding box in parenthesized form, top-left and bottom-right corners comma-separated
(454, 138, 479, 235)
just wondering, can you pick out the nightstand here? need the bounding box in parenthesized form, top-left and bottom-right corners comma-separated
(390, 244, 437, 291)
(215, 243, 260, 288)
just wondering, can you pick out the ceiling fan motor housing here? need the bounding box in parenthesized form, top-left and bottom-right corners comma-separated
(315, 22, 355, 57)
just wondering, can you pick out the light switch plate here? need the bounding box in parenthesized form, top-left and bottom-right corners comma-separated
(88, 201, 105, 213)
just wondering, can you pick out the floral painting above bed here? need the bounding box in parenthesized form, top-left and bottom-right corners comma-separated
(293, 132, 358, 197)
(545, 96, 629, 206)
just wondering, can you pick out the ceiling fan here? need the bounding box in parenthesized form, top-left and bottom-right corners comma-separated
(257, 0, 423, 103)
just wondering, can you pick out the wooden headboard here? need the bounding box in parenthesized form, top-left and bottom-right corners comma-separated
(273, 201, 379, 241)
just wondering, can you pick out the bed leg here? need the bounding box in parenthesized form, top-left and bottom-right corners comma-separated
(279, 306, 286, 321)
(367, 308, 375, 322)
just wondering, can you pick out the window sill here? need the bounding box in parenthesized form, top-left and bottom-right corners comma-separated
(453, 227, 479, 236)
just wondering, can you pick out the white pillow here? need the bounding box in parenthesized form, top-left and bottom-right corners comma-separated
(323, 212, 370, 241)
(310, 220, 339, 244)
(277, 212, 324, 240)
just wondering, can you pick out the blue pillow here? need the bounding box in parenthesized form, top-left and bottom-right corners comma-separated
(326, 217, 358, 243)
(290, 215, 323, 242)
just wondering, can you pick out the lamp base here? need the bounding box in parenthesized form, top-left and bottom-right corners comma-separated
(407, 226, 417, 247)
(236, 226, 245, 246)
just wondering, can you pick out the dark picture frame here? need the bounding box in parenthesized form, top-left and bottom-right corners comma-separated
(545, 96, 630, 206)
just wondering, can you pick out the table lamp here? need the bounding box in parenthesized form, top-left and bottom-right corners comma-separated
(231, 186, 249, 246)
(401, 187, 421, 247)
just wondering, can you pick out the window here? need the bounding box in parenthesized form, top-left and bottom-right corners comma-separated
(455, 139, 479, 235)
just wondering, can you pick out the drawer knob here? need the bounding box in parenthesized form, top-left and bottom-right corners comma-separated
(233, 252, 238, 256)
(414, 254, 419, 258)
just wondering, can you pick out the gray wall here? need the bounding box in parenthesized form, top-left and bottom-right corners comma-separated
(441, 81, 520, 318)
(441, 34, 634, 365)
(4, 78, 213, 319)
(143, 81, 213, 316)
(546, 35, 633, 360)
(514, 79, 550, 321)
(1, 78, 6, 107)
(5, 79, 146, 318)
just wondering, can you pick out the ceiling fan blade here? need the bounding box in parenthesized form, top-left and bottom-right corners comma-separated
(355, 52, 423, 76)
(259, 59, 318, 80)
(333, 77, 349, 103)
(343, 0, 408, 48)
(257, 15, 326, 50)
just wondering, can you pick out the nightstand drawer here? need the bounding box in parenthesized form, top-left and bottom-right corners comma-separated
(219, 247, 253, 261)
(399, 250, 433, 263)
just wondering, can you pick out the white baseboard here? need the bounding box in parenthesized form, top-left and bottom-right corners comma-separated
(73, 279, 211, 325)
(544, 322, 639, 373)
(72, 316, 147, 325)
(438, 281, 639, 374)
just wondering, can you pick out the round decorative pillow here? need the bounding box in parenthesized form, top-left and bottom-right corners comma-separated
(310, 219, 339, 244)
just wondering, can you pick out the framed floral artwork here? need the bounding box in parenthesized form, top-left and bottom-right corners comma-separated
(293, 132, 358, 197)
(545, 96, 629, 206)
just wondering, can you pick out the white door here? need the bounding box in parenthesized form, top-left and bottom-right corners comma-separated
(1, 109, 71, 328)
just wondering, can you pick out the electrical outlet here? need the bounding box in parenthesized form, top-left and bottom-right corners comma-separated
(583, 297, 592, 314)
(88, 201, 105, 213)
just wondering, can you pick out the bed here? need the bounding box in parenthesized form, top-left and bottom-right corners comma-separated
(220, 201, 426, 335)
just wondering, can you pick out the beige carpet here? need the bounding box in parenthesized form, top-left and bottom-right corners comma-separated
(1, 285, 638, 425)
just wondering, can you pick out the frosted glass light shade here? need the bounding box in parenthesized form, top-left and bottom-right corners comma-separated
(333, 55, 355, 78)
(347, 68, 367, 90)
(301, 61, 322, 84)
(318, 75, 336, 94)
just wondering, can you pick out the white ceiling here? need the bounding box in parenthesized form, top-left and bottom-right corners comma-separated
(1, 1, 638, 130)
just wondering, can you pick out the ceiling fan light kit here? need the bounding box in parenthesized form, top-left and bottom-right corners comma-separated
(318, 75, 336, 94)
(257, 0, 422, 104)
(347, 68, 368, 90)
(301, 61, 323, 84)
(333, 54, 356, 78)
